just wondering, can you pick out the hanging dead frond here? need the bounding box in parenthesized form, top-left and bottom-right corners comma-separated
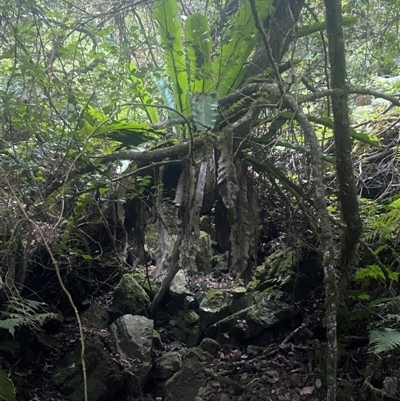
(217, 132, 239, 209)
(201, 154, 217, 214)
(153, 166, 171, 277)
(179, 162, 207, 272)
(229, 160, 251, 282)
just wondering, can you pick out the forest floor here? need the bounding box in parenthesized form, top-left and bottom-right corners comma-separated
(17, 270, 364, 401)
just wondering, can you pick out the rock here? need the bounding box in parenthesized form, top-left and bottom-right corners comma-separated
(213, 255, 229, 273)
(255, 248, 300, 285)
(81, 302, 109, 329)
(153, 352, 182, 380)
(130, 272, 160, 299)
(182, 310, 200, 325)
(229, 298, 292, 341)
(164, 358, 208, 401)
(109, 315, 153, 393)
(199, 338, 219, 356)
(195, 231, 213, 272)
(169, 270, 190, 297)
(230, 292, 254, 314)
(112, 274, 150, 317)
(52, 341, 124, 401)
(186, 347, 214, 363)
(183, 295, 199, 310)
(199, 289, 232, 324)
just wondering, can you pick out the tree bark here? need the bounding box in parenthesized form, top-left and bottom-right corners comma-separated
(324, 0, 362, 264)
(285, 95, 338, 401)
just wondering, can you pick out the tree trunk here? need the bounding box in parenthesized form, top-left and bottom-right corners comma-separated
(285, 95, 338, 401)
(324, 0, 362, 265)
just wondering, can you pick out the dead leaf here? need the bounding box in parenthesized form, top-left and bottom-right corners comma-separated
(299, 386, 315, 395)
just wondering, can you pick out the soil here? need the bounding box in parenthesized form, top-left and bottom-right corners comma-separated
(8, 270, 367, 401)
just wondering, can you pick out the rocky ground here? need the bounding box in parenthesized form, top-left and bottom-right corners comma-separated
(11, 267, 334, 401)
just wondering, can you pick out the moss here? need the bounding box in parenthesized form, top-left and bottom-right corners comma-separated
(52, 341, 124, 401)
(112, 274, 150, 316)
(182, 311, 199, 325)
(200, 289, 232, 313)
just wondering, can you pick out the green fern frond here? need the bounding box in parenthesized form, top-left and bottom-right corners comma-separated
(0, 298, 63, 337)
(354, 264, 386, 281)
(369, 328, 400, 353)
(0, 316, 25, 337)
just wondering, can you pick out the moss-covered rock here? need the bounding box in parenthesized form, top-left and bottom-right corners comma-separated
(195, 231, 213, 272)
(52, 341, 124, 401)
(153, 352, 182, 380)
(199, 289, 232, 324)
(130, 272, 160, 299)
(255, 248, 300, 284)
(111, 274, 150, 316)
(81, 302, 109, 329)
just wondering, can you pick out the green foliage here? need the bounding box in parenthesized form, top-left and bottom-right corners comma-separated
(153, 0, 189, 115)
(191, 92, 219, 130)
(0, 298, 62, 337)
(185, 14, 213, 94)
(0, 370, 16, 401)
(369, 328, 400, 353)
(212, 0, 272, 97)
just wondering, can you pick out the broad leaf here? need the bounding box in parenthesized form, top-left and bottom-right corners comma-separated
(185, 13, 213, 94)
(212, 0, 272, 98)
(191, 92, 218, 130)
(260, 112, 380, 147)
(127, 61, 160, 123)
(296, 17, 358, 39)
(153, 0, 190, 115)
(96, 121, 163, 147)
(311, 116, 380, 147)
(153, 75, 177, 118)
(0, 370, 16, 401)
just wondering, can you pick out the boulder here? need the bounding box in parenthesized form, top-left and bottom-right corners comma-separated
(81, 302, 109, 329)
(109, 315, 153, 393)
(163, 356, 208, 401)
(172, 311, 201, 347)
(153, 352, 182, 380)
(130, 272, 160, 299)
(112, 274, 150, 317)
(52, 341, 124, 401)
(195, 231, 213, 272)
(169, 270, 190, 298)
(199, 338, 219, 356)
(199, 289, 232, 324)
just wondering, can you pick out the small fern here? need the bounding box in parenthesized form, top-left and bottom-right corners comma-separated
(369, 328, 400, 354)
(0, 298, 63, 337)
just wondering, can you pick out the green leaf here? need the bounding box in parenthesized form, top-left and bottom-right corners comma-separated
(212, 0, 272, 97)
(127, 61, 160, 123)
(191, 92, 218, 130)
(0, 370, 16, 401)
(354, 264, 386, 281)
(153, 75, 177, 117)
(369, 329, 400, 353)
(153, 0, 190, 115)
(296, 17, 358, 39)
(267, 112, 380, 147)
(96, 121, 163, 147)
(309, 116, 380, 147)
(185, 14, 213, 94)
